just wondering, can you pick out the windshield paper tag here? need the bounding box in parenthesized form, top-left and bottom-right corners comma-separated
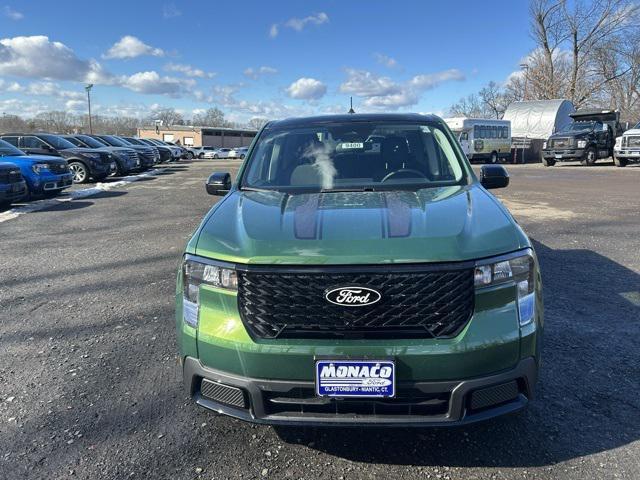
(340, 142, 363, 149)
(316, 360, 395, 397)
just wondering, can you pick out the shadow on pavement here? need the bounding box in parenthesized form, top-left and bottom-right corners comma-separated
(274, 239, 640, 468)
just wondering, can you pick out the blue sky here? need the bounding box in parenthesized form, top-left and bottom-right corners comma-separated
(0, 0, 533, 123)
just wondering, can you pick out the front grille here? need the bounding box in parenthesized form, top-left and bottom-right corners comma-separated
(49, 163, 69, 174)
(0, 170, 22, 183)
(263, 387, 450, 417)
(237, 265, 475, 339)
(625, 136, 640, 147)
(550, 137, 572, 148)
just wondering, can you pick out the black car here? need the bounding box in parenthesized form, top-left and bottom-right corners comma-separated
(0, 133, 116, 183)
(121, 137, 172, 163)
(91, 135, 159, 170)
(541, 110, 621, 166)
(0, 161, 27, 206)
(62, 135, 140, 176)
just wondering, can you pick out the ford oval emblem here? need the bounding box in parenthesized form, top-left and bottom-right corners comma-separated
(325, 286, 381, 307)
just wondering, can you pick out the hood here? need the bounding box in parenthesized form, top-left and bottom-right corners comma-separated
(622, 128, 640, 136)
(193, 184, 530, 265)
(0, 161, 20, 171)
(0, 154, 66, 166)
(60, 147, 103, 157)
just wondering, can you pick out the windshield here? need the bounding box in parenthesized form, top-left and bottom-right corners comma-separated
(39, 134, 77, 150)
(123, 137, 144, 145)
(100, 135, 129, 147)
(0, 138, 25, 157)
(241, 121, 467, 192)
(76, 135, 108, 148)
(567, 121, 596, 131)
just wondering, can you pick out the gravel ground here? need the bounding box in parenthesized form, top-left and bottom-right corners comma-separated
(0, 159, 639, 480)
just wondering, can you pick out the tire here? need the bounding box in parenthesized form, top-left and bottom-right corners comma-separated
(69, 161, 89, 183)
(240, 154, 245, 159)
(542, 157, 555, 167)
(187, 152, 194, 160)
(613, 155, 628, 167)
(214, 154, 219, 159)
(486, 152, 498, 164)
(581, 147, 597, 166)
(198, 153, 204, 159)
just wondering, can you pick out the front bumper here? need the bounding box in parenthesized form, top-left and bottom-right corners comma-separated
(42, 174, 73, 191)
(614, 149, 640, 159)
(183, 356, 537, 426)
(542, 148, 585, 160)
(0, 181, 27, 202)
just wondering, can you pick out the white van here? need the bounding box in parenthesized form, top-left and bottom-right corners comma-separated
(445, 118, 512, 163)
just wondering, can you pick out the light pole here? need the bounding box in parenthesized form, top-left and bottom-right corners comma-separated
(85, 84, 94, 134)
(519, 64, 529, 101)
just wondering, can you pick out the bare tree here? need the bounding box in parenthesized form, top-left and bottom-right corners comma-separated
(529, 0, 567, 99)
(246, 117, 269, 130)
(147, 108, 184, 127)
(192, 107, 232, 127)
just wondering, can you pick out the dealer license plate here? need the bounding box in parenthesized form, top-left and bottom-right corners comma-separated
(555, 154, 563, 159)
(316, 360, 395, 398)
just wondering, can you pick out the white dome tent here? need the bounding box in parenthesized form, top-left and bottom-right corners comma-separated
(503, 99, 575, 163)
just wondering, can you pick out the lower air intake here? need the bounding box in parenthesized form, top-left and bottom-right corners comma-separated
(469, 380, 519, 411)
(200, 379, 247, 408)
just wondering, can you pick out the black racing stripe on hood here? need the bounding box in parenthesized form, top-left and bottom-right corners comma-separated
(385, 192, 412, 238)
(294, 195, 320, 240)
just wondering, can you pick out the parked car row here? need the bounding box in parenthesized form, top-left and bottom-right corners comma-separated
(0, 132, 191, 208)
(186, 146, 248, 159)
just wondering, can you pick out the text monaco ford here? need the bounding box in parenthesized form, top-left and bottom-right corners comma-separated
(176, 113, 543, 426)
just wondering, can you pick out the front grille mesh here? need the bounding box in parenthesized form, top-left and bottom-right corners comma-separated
(625, 136, 640, 147)
(200, 379, 246, 408)
(550, 137, 573, 148)
(237, 266, 474, 339)
(469, 381, 519, 411)
(0, 171, 22, 183)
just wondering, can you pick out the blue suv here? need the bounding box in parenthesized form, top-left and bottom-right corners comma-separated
(0, 139, 73, 198)
(0, 161, 27, 206)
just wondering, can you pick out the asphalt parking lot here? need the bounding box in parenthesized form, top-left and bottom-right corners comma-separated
(0, 159, 639, 479)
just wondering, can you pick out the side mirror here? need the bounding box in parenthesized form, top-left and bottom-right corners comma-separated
(205, 172, 232, 196)
(480, 165, 509, 190)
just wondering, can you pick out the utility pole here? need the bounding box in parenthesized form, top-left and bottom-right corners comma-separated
(85, 84, 94, 134)
(519, 64, 529, 101)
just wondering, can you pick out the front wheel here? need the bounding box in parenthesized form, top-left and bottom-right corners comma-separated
(187, 152, 194, 160)
(486, 152, 498, 164)
(581, 147, 597, 166)
(613, 155, 628, 167)
(213, 154, 219, 159)
(69, 161, 89, 183)
(240, 154, 245, 159)
(542, 158, 556, 167)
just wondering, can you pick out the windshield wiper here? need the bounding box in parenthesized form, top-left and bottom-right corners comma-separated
(240, 186, 276, 193)
(320, 186, 377, 193)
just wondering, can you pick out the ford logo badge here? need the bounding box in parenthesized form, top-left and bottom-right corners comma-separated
(325, 286, 381, 307)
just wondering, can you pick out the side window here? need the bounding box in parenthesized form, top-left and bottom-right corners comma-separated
(2, 136, 18, 146)
(22, 136, 47, 148)
(474, 125, 480, 138)
(459, 132, 468, 141)
(491, 126, 497, 138)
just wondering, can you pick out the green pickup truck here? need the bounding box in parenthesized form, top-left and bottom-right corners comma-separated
(176, 113, 543, 426)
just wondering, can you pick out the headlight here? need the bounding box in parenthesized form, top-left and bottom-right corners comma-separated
(181, 256, 237, 328)
(474, 249, 536, 326)
(615, 137, 622, 148)
(31, 163, 50, 174)
(542, 141, 547, 149)
(577, 140, 587, 149)
(81, 152, 101, 160)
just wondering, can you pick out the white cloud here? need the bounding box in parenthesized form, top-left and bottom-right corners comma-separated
(374, 53, 398, 68)
(340, 68, 465, 110)
(3, 5, 22, 20)
(286, 77, 327, 100)
(103, 36, 164, 60)
(164, 62, 215, 78)
(162, 3, 181, 18)
(0, 78, 22, 92)
(120, 71, 194, 96)
(270, 12, 329, 38)
(65, 99, 86, 111)
(243, 66, 278, 79)
(0, 35, 113, 83)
